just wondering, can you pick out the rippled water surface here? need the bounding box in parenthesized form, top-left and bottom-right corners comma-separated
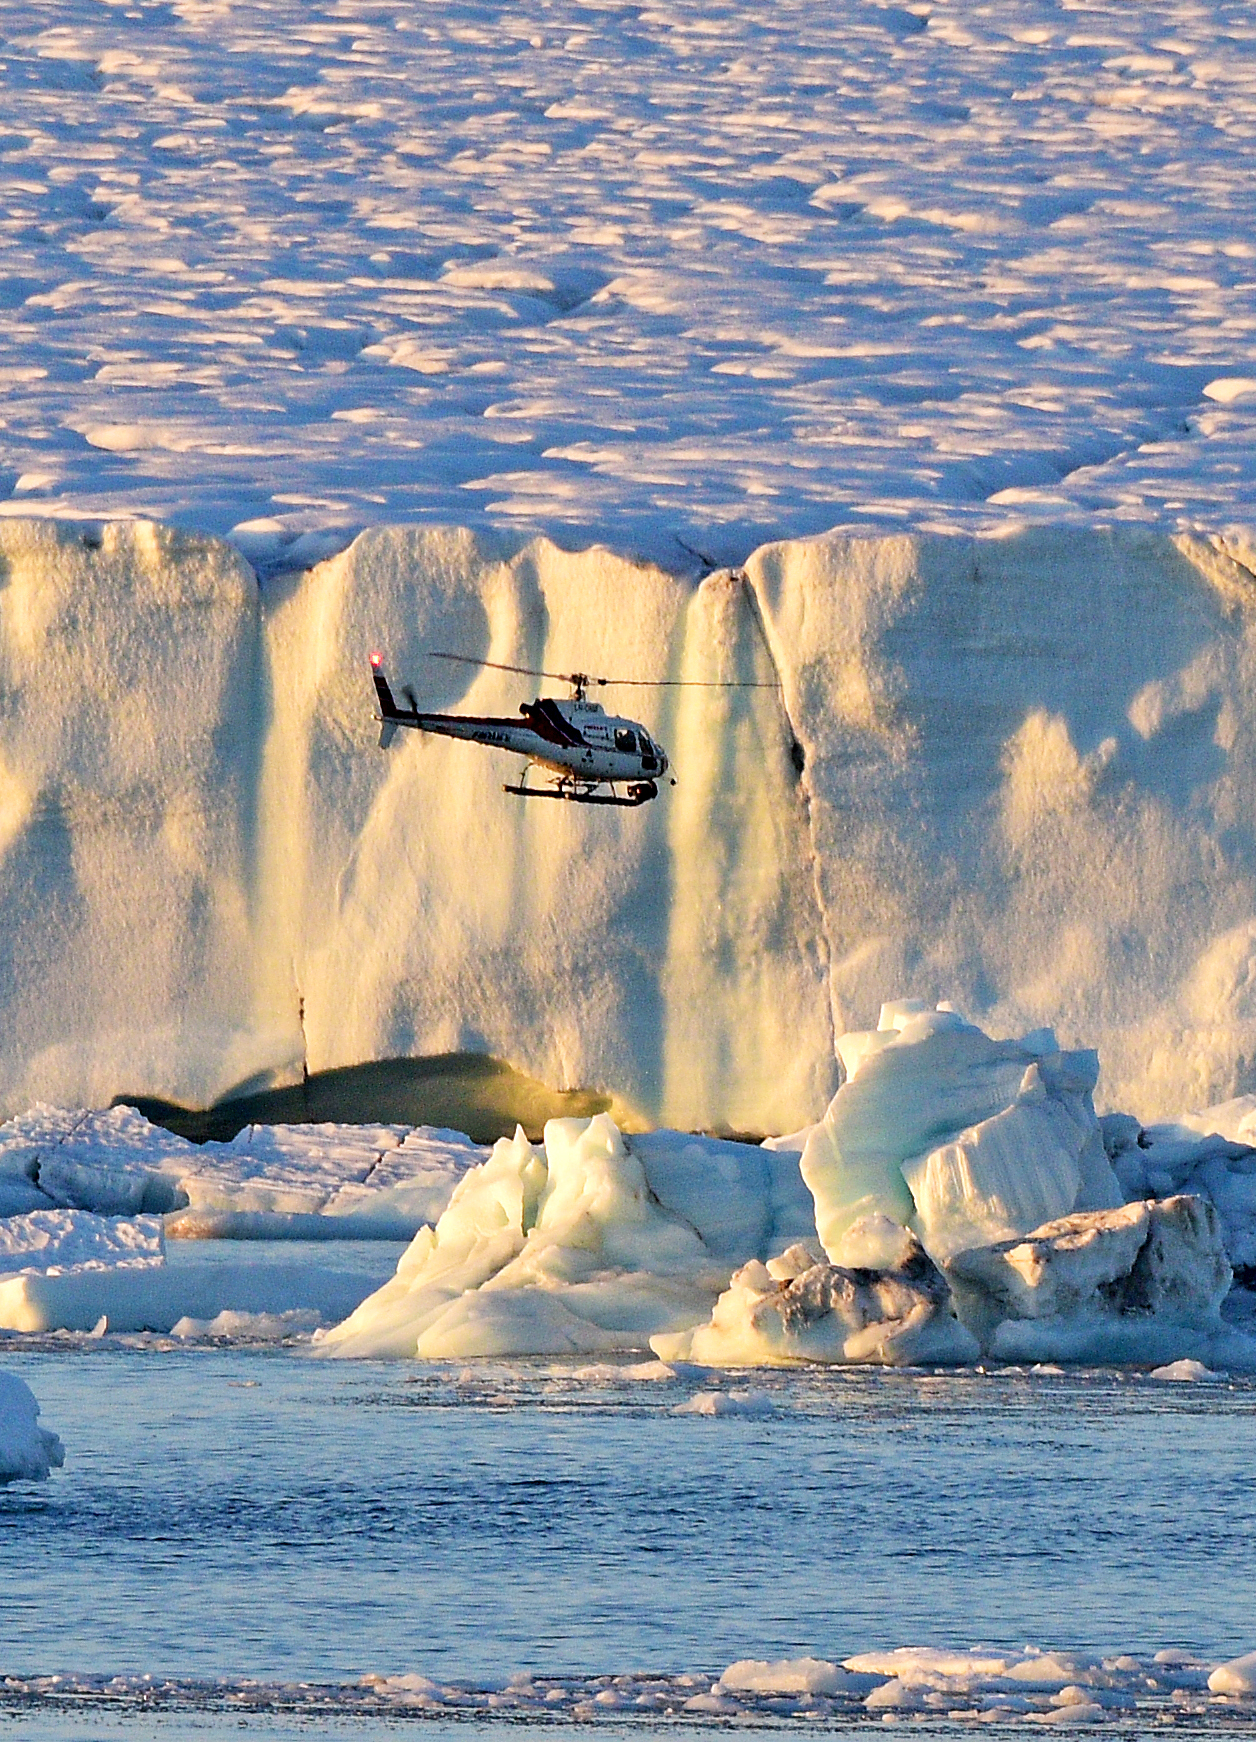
(4, 1326, 1256, 1687)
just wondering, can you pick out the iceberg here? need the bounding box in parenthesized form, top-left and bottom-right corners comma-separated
(0, 1370, 63, 1483)
(321, 1116, 749, 1358)
(949, 1196, 1239, 1365)
(800, 1001, 1121, 1261)
(4, 997, 1255, 1362)
(321, 1115, 816, 1358)
(322, 1000, 1256, 1365)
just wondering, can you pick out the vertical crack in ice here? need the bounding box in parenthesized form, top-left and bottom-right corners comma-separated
(737, 569, 837, 1071)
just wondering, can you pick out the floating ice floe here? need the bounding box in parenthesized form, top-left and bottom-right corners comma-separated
(5, 1643, 1251, 1726)
(715, 1659, 852, 1696)
(1209, 1653, 1256, 1695)
(0, 1104, 483, 1240)
(0, 1208, 380, 1334)
(0, 1370, 63, 1483)
(169, 1308, 325, 1343)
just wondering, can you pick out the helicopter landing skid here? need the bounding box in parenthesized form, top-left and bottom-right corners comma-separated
(503, 778, 658, 807)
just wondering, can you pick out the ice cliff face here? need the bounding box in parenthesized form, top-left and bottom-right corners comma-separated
(3, 515, 1256, 1129)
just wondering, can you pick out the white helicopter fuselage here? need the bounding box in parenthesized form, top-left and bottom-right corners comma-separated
(419, 697, 666, 781)
(370, 660, 669, 802)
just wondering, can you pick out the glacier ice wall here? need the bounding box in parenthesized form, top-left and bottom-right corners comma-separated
(0, 521, 264, 1107)
(2, 516, 1256, 1128)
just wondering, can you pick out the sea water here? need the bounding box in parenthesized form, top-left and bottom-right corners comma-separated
(3, 1244, 1256, 1734)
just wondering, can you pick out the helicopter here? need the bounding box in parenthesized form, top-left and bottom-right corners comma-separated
(370, 650, 776, 807)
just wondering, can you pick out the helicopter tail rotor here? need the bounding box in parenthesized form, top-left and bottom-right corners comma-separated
(370, 655, 419, 748)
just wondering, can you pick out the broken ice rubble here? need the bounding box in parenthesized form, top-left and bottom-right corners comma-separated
(0, 1370, 63, 1483)
(325, 998, 1256, 1364)
(5, 997, 1256, 1361)
(320, 1116, 806, 1358)
(7, 1647, 1256, 1725)
(0, 1104, 485, 1237)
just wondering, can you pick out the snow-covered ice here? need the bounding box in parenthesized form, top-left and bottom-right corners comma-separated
(3, 0, 1256, 562)
(171, 1119, 485, 1235)
(0, 1207, 164, 1273)
(0, 1204, 384, 1333)
(0, 1252, 383, 1335)
(0, 1368, 63, 1483)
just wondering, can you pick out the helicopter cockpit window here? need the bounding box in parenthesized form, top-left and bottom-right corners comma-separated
(614, 728, 637, 753)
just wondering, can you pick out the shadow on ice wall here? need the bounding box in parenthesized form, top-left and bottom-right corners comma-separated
(0, 516, 1253, 1129)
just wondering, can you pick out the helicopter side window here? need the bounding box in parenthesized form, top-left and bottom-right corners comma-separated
(614, 728, 637, 753)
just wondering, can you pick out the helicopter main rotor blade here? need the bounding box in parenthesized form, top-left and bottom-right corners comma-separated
(429, 649, 778, 689)
(428, 650, 581, 685)
(593, 677, 780, 688)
